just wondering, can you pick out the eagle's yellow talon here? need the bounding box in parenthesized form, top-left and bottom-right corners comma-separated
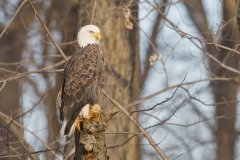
(76, 117, 82, 131)
(89, 104, 101, 121)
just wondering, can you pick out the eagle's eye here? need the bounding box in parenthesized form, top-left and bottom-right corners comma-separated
(89, 30, 94, 33)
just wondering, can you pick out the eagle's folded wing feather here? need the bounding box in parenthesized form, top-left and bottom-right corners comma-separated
(57, 45, 104, 136)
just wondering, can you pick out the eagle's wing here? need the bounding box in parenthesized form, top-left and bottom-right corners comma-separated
(56, 45, 104, 136)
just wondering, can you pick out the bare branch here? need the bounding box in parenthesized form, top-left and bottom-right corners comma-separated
(27, 0, 68, 60)
(0, 0, 28, 38)
(101, 89, 169, 160)
(0, 112, 38, 160)
(142, 0, 169, 86)
(0, 59, 66, 83)
(126, 77, 233, 109)
(130, 75, 185, 115)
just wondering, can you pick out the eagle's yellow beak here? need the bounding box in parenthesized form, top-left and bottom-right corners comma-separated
(94, 32, 101, 40)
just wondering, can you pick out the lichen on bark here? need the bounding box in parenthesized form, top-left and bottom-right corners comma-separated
(74, 111, 107, 160)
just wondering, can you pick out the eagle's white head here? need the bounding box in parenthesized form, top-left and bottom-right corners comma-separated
(77, 25, 101, 48)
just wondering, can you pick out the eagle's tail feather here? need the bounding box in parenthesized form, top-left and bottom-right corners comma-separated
(58, 119, 67, 146)
(64, 104, 91, 137)
(64, 119, 76, 137)
(60, 119, 68, 137)
(68, 119, 77, 137)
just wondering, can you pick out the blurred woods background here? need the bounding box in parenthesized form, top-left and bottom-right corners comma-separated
(0, 0, 240, 160)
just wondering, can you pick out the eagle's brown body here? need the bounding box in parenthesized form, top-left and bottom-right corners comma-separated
(57, 44, 104, 136)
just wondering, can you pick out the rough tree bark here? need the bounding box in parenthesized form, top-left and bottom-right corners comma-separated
(74, 106, 107, 160)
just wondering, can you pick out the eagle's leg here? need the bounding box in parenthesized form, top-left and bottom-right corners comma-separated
(75, 116, 82, 131)
(89, 104, 101, 121)
(78, 103, 101, 123)
(75, 104, 91, 132)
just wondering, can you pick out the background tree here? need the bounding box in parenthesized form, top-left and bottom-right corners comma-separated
(0, 1, 35, 157)
(184, 1, 239, 159)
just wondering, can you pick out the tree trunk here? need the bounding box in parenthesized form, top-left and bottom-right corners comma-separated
(212, 1, 239, 159)
(74, 110, 107, 160)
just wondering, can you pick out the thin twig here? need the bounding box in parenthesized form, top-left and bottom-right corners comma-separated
(0, 147, 59, 159)
(0, 81, 6, 91)
(91, 0, 97, 24)
(5, 84, 59, 159)
(142, 0, 168, 86)
(205, 51, 240, 74)
(0, 59, 66, 83)
(126, 77, 233, 109)
(130, 75, 185, 115)
(107, 135, 136, 149)
(0, 0, 28, 38)
(144, 98, 187, 130)
(0, 112, 38, 160)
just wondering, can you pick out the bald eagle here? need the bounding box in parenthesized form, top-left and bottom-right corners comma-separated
(56, 25, 104, 137)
